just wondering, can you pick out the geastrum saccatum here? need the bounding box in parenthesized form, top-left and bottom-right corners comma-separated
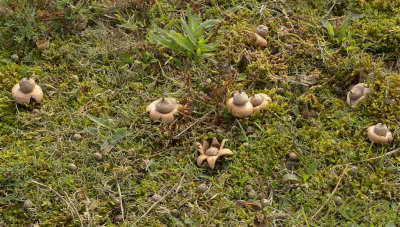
(367, 123, 393, 144)
(146, 97, 180, 124)
(12, 77, 44, 104)
(250, 93, 272, 113)
(226, 91, 253, 118)
(196, 138, 233, 169)
(253, 25, 268, 47)
(346, 83, 371, 107)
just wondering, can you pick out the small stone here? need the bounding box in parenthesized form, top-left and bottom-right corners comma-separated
(24, 199, 33, 209)
(248, 190, 256, 199)
(127, 214, 134, 221)
(72, 133, 82, 140)
(204, 78, 212, 85)
(285, 161, 297, 170)
(67, 164, 77, 171)
(112, 197, 121, 207)
(275, 88, 284, 95)
(151, 194, 162, 202)
(349, 166, 358, 175)
(11, 54, 19, 61)
(114, 214, 123, 222)
(72, 75, 79, 82)
(334, 87, 344, 96)
(288, 152, 299, 161)
(196, 184, 208, 193)
(244, 185, 253, 192)
(93, 152, 103, 161)
(170, 209, 180, 218)
(243, 142, 249, 147)
(333, 196, 343, 206)
(32, 109, 40, 114)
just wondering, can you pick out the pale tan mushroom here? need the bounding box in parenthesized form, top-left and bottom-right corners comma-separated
(250, 93, 272, 113)
(367, 123, 393, 144)
(346, 83, 371, 107)
(146, 97, 180, 124)
(256, 25, 269, 38)
(196, 138, 233, 169)
(12, 78, 44, 104)
(254, 33, 268, 47)
(226, 91, 253, 118)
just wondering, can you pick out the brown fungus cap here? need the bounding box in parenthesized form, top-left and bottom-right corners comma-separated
(12, 78, 44, 104)
(226, 91, 253, 118)
(346, 83, 371, 107)
(251, 93, 272, 113)
(196, 138, 233, 169)
(146, 97, 180, 124)
(256, 25, 269, 38)
(367, 123, 393, 144)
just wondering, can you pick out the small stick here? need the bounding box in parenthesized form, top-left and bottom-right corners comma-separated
(115, 174, 125, 223)
(310, 164, 349, 221)
(31, 180, 84, 227)
(131, 175, 184, 226)
(174, 110, 214, 138)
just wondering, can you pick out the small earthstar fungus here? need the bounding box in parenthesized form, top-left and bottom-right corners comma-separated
(146, 97, 180, 124)
(346, 83, 371, 107)
(367, 123, 393, 144)
(226, 91, 253, 118)
(250, 93, 272, 113)
(256, 25, 269, 38)
(196, 138, 233, 169)
(12, 77, 44, 104)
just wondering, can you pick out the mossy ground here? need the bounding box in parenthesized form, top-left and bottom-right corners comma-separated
(1, 0, 399, 226)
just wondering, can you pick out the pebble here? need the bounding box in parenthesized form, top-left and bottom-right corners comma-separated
(288, 152, 299, 161)
(24, 199, 33, 209)
(67, 164, 77, 171)
(151, 194, 162, 202)
(170, 209, 180, 218)
(285, 161, 297, 170)
(93, 152, 103, 161)
(72, 133, 82, 140)
(11, 54, 19, 61)
(275, 88, 284, 95)
(247, 190, 256, 199)
(196, 184, 208, 193)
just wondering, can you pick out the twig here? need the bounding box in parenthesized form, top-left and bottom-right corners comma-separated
(310, 147, 400, 221)
(174, 110, 214, 138)
(31, 180, 84, 227)
(323, 0, 336, 18)
(131, 175, 185, 226)
(310, 164, 349, 221)
(115, 174, 125, 223)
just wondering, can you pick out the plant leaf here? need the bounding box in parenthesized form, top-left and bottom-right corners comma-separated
(150, 33, 181, 51)
(194, 19, 220, 38)
(169, 32, 195, 55)
(88, 115, 111, 128)
(307, 161, 318, 176)
(180, 17, 196, 45)
(109, 127, 129, 143)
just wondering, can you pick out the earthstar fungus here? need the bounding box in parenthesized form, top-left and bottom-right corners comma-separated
(226, 91, 253, 118)
(367, 123, 393, 144)
(346, 83, 371, 107)
(250, 93, 272, 113)
(146, 97, 180, 124)
(196, 138, 233, 169)
(12, 77, 44, 104)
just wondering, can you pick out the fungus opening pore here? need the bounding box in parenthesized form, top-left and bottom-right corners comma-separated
(205, 147, 219, 156)
(155, 98, 174, 114)
(19, 78, 35, 93)
(374, 123, 388, 136)
(233, 91, 249, 106)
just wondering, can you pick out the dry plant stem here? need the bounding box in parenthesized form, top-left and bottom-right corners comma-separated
(31, 180, 84, 227)
(131, 175, 185, 226)
(311, 147, 400, 221)
(174, 110, 214, 138)
(115, 174, 125, 223)
(310, 164, 348, 221)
